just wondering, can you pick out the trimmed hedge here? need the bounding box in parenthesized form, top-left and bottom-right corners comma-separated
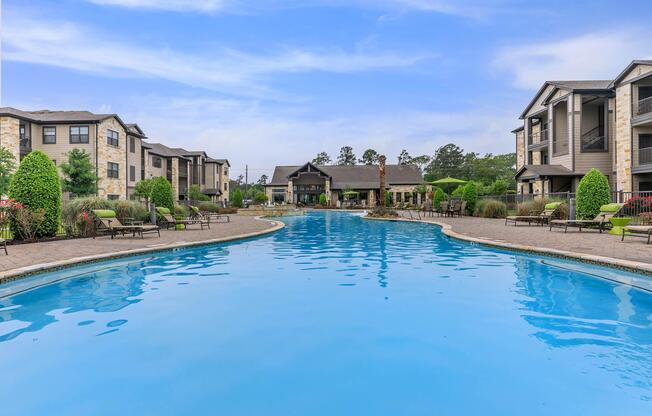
(461, 181, 478, 215)
(432, 187, 447, 208)
(576, 168, 611, 219)
(9, 151, 62, 238)
(150, 176, 174, 212)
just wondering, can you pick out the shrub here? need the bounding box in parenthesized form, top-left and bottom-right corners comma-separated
(432, 187, 447, 208)
(253, 190, 268, 204)
(576, 168, 611, 219)
(474, 199, 487, 216)
(174, 204, 190, 218)
(62, 196, 115, 237)
(150, 177, 174, 211)
(623, 196, 652, 216)
(367, 206, 399, 218)
(114, 200, 148, 222)
(232, 188, 244, 208)
(134, 179, 154, 203)
(451, 185, 464, 198)
(489, 179, 509, 195)
(319, 193, 327, 205)
(461, 181, 478, 215)
(219, 207, 237, 214)
(384, 191, 392, 207)
(8, 150, 61, 238)
(198, 202, 220, 212)
(481, 199, 507, 218)
(13, 208, 46, 241)
(0, 146, 17, 197)
(188, 185, 210, 202)
(516, 198, 568, 220)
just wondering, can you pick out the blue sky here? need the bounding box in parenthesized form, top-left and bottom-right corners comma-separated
(3, 0, 652, 180)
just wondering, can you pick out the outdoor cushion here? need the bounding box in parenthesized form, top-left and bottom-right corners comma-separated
(544, 202, 562, 210)
(156, 207, 171, 215)
(94, 209, 117, 218)
(599, 203, 622, 213)
(190, 206, 200, 213)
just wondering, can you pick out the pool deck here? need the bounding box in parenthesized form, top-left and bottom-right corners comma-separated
(0, 215, 284, 282)
(396, 211, 652, 274)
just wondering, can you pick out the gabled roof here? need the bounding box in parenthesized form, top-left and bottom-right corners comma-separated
(214, 159, 230, 167)
(519, 81, 612, 119)
(172, 148, 208, 158)
(267, 163, 423, 189)
(126, 123, 146, 137)
(287, 162, 331, 180)
(515, 164, 579, 180)
(143, 142, 190, 159)
(609, 59, 652, 88)
(511, 126, 524, 133)
(0, 107, 131, 132)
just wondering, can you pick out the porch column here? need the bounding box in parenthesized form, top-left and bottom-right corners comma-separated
(287, 179, 294, 204)
(368, 189, 376, 206)
(325, 179, 331, 206)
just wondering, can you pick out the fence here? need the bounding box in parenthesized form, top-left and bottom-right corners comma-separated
(479, 191, 652, 224)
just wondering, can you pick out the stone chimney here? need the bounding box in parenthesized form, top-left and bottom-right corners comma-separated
(379, 155, 386, 207)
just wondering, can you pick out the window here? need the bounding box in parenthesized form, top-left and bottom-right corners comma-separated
(43, 127, 56, 144)
(107, 194, 119, 200)
(107, 129, 119, 147)
(130, 137, 136, 153)
(640, 134, 652, 165)
(130, 165, 136, 181)
(19, 125, 25, 141)
(107, 162, 119, 178)
(70, 126, 89, 144)
(224, 182, 228, 191)
(152, 156, 162, 168)
(201, 163, 206, 185)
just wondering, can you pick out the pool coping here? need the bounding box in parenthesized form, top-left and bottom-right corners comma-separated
(0, 217, 285, 285)
(364, 215, 652, 280)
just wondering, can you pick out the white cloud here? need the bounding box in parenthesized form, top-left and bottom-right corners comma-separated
(494, 29, 652, 90)
(86, 0, 231, 13)
(3, 15, 432, 99)
(121, 95, 516, 180)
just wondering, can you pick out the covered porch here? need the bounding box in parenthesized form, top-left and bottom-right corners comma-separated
(515, 164, 581, 194)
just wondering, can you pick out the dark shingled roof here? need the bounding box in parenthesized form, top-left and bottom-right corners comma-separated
(143, 142, 190, 159)
(0, 106, 117, 123)
(268, 164, 422, 189)
(515, 164, 581, 180)
(547, 80, 612, 90)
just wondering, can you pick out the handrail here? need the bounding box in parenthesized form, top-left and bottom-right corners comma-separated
(637, 96, 652, 115)
(640, 147, 652, 165)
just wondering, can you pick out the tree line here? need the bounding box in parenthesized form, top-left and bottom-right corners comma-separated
(309, 144, 517, 190)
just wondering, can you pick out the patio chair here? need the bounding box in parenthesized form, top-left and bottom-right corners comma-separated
(92, 210, 160, 239)
(1, 238, 7, 255)
(437, 201, 449, 217)
(622, 225, 652, 244)
(505, 202, 562, 226)
(190, 206, 230, 223)
(447, 200, 462, 217)
(156, 207, 209, 230)
(549, 203, 623, 233)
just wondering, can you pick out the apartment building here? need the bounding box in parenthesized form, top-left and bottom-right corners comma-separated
(0, 107, 231, 202)
(514, 60, 652, 194)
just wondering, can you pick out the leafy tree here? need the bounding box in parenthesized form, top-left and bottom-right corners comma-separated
(432, 187, 447, 208)
(134, 179, 154, 203)
(337, 146, 356, 165)
(188, 184, 210, 201)
(359, 149, 379, 165)
(576, 168, 611, 219)
(257, 174, 268, 185)
(8, 150, 61, 238)
(397, 149, 412, 165)
(410, 155, 431, 172)
(253, 190, 267, 204)
(489, 179, 509, 195)
(0, 146, 17, 196)
(59, 149, 98, 197)
(425, 143, 465, 180)
(319, 193, 327, 205)
(232, 188, 244, 208)
(150, 176, 174, 211)
(235, 174, 244, 186)
(312, 152, 332, 165)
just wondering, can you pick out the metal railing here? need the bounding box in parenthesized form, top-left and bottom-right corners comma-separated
(639, 147, 652, 165)
(528, 129, 548, 145)
(637, 96, 652, 115)
(581, 126, 606, 151)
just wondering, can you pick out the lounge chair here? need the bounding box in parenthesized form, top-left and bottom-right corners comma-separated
(1, 238, 7, 255)
(549, 203, 623, 233)
(622, 225, 652, 244)
(156, 207, 210, 230)
(92, 210, 160, 239)
(190, 206, 230, 223)
(505, 202, 562, 226)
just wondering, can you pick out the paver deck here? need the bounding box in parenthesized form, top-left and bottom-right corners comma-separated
(0, 215, 280, 278)
(399, 212, 652, 266)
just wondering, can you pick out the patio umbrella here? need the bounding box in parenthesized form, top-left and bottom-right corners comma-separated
(431, 177, 467, 193)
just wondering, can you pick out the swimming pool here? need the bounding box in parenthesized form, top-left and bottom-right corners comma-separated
(1, 211, 651, 415)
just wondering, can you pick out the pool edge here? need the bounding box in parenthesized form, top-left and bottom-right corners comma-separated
(363, 215, 652, 278)
(0, 217, 285, 285)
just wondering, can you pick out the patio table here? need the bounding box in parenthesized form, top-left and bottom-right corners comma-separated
(609, 217, 632, 236)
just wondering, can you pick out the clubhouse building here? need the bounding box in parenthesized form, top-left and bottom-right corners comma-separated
(265, 162, 423, 206)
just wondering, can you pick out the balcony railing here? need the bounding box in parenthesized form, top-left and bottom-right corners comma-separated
(528, 129, 548, 145)
(640, 147, 652, 165)
(637, 96, 652, 115)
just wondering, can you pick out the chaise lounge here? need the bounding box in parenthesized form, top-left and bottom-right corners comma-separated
(622, 225, 652, 244)
(190, 206, 230, 223)
(93, 210, 161, 239)
(157, 207, 210, 230)
(1, 238, 7, 255)
(549, 203, 623, 233)
(505, 201, 562, 226)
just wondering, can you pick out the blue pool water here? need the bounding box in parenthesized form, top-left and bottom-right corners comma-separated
(1, 211, 651, 415)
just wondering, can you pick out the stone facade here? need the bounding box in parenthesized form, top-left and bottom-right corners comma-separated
(615, 83, 633, 192)
(515, 130, 525, 170)
(97, 118, 127, 199)
(0, 117, 20, 163)
(171, 158, 179, 199)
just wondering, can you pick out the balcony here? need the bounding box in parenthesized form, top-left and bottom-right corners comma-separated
(638, 96, 652, 116)
(580, 126, 607, 152)
(528, 129, 549, 151)
(640, 147, 652, 165)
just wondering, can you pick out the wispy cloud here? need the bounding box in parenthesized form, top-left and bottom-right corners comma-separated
(86, 0, 231, 13)
(493, 28, 652, 90)
(3, 15, 432, 99)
